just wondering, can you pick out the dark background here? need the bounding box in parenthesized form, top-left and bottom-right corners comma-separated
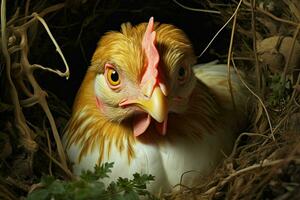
(13, 0, 231, 106)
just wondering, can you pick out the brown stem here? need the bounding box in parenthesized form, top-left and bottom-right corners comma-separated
(250, 0, 261, 93)
(17, 30, 70, 175)
(227, 10, 238, 109)
(243, 0, 299, 26)
(1, 0, 37, 153)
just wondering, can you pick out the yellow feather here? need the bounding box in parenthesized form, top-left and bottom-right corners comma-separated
(63, 20, 250, 195)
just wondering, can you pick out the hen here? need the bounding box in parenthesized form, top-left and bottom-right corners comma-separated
(63, 17, 249, 194)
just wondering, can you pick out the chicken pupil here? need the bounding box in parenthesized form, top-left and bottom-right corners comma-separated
(111, 70, 119, 82)
(179, 67, 185, 77)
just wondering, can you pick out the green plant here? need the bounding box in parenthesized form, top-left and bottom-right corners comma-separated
(27, 162, 157, 200)
(267, 74, 292, 107)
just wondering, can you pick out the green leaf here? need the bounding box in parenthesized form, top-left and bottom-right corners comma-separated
(123, 190, 140, 200)
(48, 180, 66, 194)
(27, 189, 49, 200)
(41, 175, 55, 186)
(26, 162, 156, 200)
(109, 193, 124, 200)
(133, 173, 155, 189)
(80, 162, 114, 181)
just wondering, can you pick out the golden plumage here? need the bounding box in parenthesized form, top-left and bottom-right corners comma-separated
(63, 18, 249, 195)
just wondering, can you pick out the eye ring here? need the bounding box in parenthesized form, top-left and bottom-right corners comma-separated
(104, 63, 121, 89)
(178, 65, 190, 84)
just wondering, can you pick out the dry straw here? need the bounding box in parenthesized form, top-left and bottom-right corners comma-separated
(1, 0, 300, 199)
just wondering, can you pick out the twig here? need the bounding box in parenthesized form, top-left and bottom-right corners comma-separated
(16, 79, 33, 97)
(40, 147, 74, 179)
(0, 184, 17, 200)
(20, 3, 65, 29)
(283, 0, 300, 22)
(25, 0, 31, 19)
(1, 0, 37, 152)
(229, 132, 269, 159)
(32, 13, 70, 79)
(37, 3, 65, 18)
(43, 120, 53, 176)
(7, 7, 20, 25)
(204, 159, 290, 195)
(232, 56, 255, 61)
(5, 177, 30, 192)
(177, 170, 202, 191)
(243, 0, 299, 26)
(40, 98, 71, 176)
(231, 59, 274, 140)
(18, 34, 70, 173)
(198, 0, 243, 58)
(250, 0, 261, 92)
(294, 97, 300, 108)
(21, 9, 70, 174)
(172, 0, 221, 14)
(226, 9, 238, 109)
(4, 0, 71, 177)
(31, 64, 69, 77)
(271, 106, 296, 140)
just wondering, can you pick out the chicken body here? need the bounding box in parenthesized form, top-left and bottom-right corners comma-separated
(63, 18, 249, 194)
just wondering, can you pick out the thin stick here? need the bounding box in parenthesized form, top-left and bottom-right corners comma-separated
(37, 3, 65, 18)
(198, 0, 243, 58)
(250, 0, 261, 93)
(231, 59, 274, 140)
(1, 0, 36, 151)
(270, 106, 296, 142)
(172, 0, 221, 14)
(7, 7, 20, 25)
(31, 64, 69, 77)
(0, 184, 17, 200)
(178, 170, 202, 190)
(229, 132, 269, 159)
(40, 147, 74, 179)
(5, 177, 30, 192)
(25, 0, 31, 18)
(204, 159, 290, 195)
(243, 0, 299, 27)
(227, 10, 238, 109)
(9, 5, 71, 176)
(43, 120, 53, 176)
(32, 13, 70, 79)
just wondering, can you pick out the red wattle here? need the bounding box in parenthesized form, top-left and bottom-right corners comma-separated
(133, 113, 151, 137)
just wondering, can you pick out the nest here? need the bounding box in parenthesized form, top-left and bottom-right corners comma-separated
(0, 0, 300, 199)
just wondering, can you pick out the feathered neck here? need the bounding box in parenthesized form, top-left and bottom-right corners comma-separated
(64, 69, 135, 164)
(63, 70, 220, 165)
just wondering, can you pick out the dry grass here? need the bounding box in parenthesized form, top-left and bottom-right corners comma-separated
(166, 0, 300, 199)
(0, 0, 300, 199)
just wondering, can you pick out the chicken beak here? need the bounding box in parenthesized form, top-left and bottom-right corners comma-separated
(118, 85, 168, 136)
(135, 86, 168, 123)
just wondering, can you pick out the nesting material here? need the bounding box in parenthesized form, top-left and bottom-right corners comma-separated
(1, 0, 300, 200)
(257, 36, 300, 74)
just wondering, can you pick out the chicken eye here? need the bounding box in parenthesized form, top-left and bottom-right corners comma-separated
(178, 66, 189, 84)
(109, 69, 119, 83)
(105, 64, 121, 89)
(107, 68, 120, 85)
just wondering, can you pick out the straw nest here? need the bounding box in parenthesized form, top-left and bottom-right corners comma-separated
(0, 0, 299, 199)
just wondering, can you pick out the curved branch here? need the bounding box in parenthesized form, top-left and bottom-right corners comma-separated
(198, 0, 243, 58)
(32, 13, 70, 79)
(1, 0, 37, 152)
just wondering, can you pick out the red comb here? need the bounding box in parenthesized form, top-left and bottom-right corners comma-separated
(140, 17, 160, 97)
